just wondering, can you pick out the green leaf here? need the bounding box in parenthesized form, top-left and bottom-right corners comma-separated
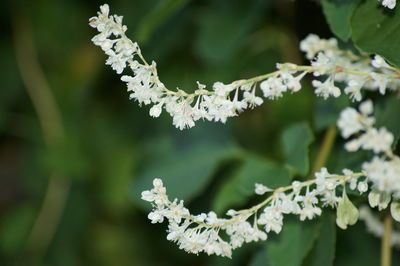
(132, 136, 239, 209)
(250, 247, 273, 266)
(135, 0, 190, 43)
(0, 205, 36, 256)
(351, 1, 400, 68)
(213, 155, 292, 213)
(267, 219, 320, 266)
(281, 122, 314, 176)
(303, 213, 336, 266)
(314, 95, 350, 131)
(195, 0, 267, 64)
(335, 223, 380, 266)
(321, 0, 360, 41)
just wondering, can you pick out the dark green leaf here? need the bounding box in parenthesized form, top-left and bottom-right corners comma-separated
(0, 205, 35, 256)
(135, 0, 190, 43)
(314, 95, 350, 131)
(213, 155, 292, 213)
(335, 222, 380, 266)
(132, 136, 240, 209)
(195, 0, 267, 64)
(351, 1, 400, 68)
(249, 247, 272, 266)
(321, 0, 360, 41)
(303, 213, 336, 266)
(281, 122, 314, 176)
(266, 219, 320, 266)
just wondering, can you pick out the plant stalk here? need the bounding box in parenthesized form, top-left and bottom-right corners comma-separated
(312, 125, 337, 174)
(381, 214, 393, 266)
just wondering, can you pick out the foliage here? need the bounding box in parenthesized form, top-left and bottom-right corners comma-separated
(1, 0, 399, 265)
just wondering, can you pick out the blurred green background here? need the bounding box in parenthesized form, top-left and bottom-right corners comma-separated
(0, 0, 391, 265)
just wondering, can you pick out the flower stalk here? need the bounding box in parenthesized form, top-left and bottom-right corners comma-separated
(89, 4, 400, 130)
(381, 214, 393, 266)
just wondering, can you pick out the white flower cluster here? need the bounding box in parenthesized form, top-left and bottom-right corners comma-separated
(380, 0, 397, 9)
(300, 35, 400, 101)
(89, 4, 268, 130)
(338, 101, 400, 218)
(89, 5, 400, 130)
(141, 169, 365, 257)
(359, 206, 400, 247)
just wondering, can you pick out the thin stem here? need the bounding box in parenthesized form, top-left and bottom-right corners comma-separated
(312, 125, 338, 174)
(12, 17, 69, 260)
(381, 213, 393, 266)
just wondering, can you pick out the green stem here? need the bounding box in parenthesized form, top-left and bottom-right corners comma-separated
(312, 125, 338, 174)
(381, 213, 393, 266)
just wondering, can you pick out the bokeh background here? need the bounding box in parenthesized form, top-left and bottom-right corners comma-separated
(0, 0, 391, 265)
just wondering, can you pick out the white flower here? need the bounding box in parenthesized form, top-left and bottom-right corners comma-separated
(148, 209, 165, 223)
(372, 55, 392, 69)
(281, 71, 307, 92)
(258, 206, 283, 233)
(368, 190, 391, 210)
(357, 181, 369, 193)
(363, 157, 400, 195)
(255, 183, 272, 195)
(243, 90, 263, 107)
(312, 77, 341, 99)
(370, 72, 389, 95)
(337, 107, 364, 138)
(390, 202, 400, 222)
(315, 168, 336, 191)
(296, 190, 322, 220)
(311, 52, 334, 76)
(260, 77, 286, 99)
(360, 128, 394, 153)
(344, 79, 365, 102)
(359, 100, 374, 116)
(300, 34, 338, 60)
(381, 0, 397, 9)
(149, 102, 163, 117)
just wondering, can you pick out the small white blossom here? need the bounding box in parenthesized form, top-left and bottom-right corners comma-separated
(364, 157, 400, 195)
(255, 183, 272, 195)
(149, 102, 163, 117)
(300, 34, 338, 60)
(390, 202, 400, 222)
(380, 0, 397, 9)
(372, 55, 392, 69)
(359, 100, 374, 116)
(357, 181, 369, 193)
(370, 72, 389, 95)
(312, 77, 341, 99)
(337, 107, 364, 138)
(344, 79, 365, 102)
(359, 128, 394, 153)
